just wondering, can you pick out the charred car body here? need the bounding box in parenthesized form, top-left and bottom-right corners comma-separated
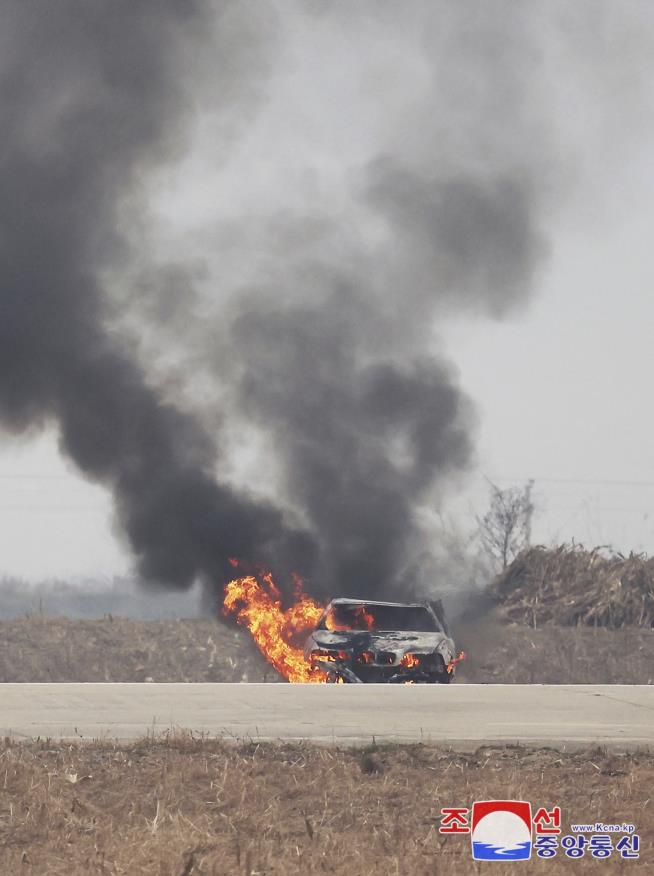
(304, 597, 457, 683)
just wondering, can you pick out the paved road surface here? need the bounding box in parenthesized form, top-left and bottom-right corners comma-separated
(2, 684, 653, 750)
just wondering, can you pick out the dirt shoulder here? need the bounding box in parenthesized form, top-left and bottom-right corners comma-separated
(0, 737, 650, 875)
(1, 614, 653, 684)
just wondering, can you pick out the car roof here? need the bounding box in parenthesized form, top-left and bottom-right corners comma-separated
(328, 597, 429, 609)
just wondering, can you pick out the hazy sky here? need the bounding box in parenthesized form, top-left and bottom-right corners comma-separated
(2, 2, 654, 581)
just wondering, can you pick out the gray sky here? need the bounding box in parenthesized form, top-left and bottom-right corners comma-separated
(2, 1, 654, 581)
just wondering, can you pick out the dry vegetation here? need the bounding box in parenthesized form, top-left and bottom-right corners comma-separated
(1, 565, 651, 872)
(454, 616, 654, 684)
(0, 736, 650, 875)
(1, 612, 653, 684)
(0, 616, 274, 683)
(490, 544, 654, 628)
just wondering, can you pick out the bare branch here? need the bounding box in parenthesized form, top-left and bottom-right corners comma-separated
(476, 480, 535, 570)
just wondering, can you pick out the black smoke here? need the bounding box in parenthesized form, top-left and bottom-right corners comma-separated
(218, 5, 551, 599)
(0, 2, 580, 605)
(224, 167, 545, 598)
(0, 1, 316, 595)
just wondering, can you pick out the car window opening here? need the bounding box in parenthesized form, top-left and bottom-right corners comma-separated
(320, 603, 440, 633)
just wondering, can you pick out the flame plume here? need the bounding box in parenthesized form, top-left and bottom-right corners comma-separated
(223, 569, 327, 683)
(447, 650, 467, 674)
(324, 603, 374, 631)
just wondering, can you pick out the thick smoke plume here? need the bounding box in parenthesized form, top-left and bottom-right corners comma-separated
(2, 2, 633, 604)
(0, 1, 316, 593)
(217, 4, 550, 598)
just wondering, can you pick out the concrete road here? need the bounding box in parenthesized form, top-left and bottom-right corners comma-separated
(1, 684, 653, 750)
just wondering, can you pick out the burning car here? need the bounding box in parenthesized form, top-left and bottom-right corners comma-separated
(304, 597, 459, 683)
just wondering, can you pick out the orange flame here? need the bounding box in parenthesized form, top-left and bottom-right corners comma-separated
(447, 650, 467, 674)
(355, 604, 375, 630)
(400, 652, 421, 669)
(223, 570, 327, 683)
(324, 602, 375, 631)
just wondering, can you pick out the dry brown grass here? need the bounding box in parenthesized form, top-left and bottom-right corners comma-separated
(0, 616, 274, 683)
(455, 614, 654, 684)
(490, 544, 654, 628)
(1, 614, 653, 684)
(0, 736, 651, 875)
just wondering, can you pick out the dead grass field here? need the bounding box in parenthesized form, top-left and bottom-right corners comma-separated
(0, 614, 652, 684)
(0, 736, 650, 875)
(0, 616, 272, 683)
(454, 616, 654, 684)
